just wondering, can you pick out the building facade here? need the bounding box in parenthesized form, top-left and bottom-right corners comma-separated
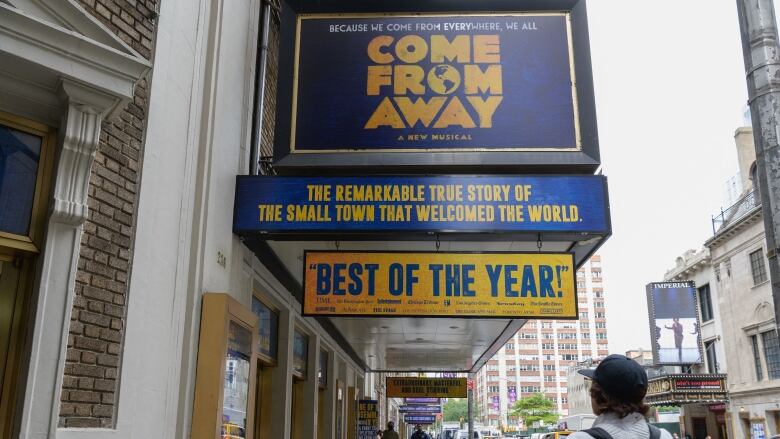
(705, 127, 780, 439)
(474, 255, 609, 429)
(1, 0, 609, 438)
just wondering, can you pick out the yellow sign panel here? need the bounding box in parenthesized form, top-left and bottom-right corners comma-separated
(303, 251, 576, 318)
(386, 377, 467, 398)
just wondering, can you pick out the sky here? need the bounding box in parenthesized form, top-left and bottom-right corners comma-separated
(585, 1, 751, 354)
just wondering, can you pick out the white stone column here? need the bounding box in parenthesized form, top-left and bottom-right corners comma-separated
(19, 79, 117, 439)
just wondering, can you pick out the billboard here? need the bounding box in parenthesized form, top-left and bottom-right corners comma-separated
(357, 400, 379, 439)
(303, 251, 576, 318)
(291, 13, 578, 152)
(234, 175, 609, 235)
(646, 281, 703, 365)
(387, 377, 467, 398)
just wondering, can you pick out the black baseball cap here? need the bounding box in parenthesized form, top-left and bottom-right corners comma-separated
(578, 354, 648, 401)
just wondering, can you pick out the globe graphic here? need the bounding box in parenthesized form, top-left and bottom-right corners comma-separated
(427, 65, 461, 95)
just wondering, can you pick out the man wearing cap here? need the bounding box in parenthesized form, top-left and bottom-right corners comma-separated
(569, 354, 673, 439)
(411, 424, 430, 439)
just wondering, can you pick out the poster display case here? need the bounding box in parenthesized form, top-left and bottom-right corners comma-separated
(192, 293, 259, 439)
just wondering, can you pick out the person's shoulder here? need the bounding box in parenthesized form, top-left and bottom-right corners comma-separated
(657, 429, 674, 439)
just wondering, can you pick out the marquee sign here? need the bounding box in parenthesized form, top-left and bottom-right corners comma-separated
(645, 374, 728, 405)
(291, 13, 578, 152)
(399, 405, 442, 413)
(233, 175, 609, 235)
(303, 251, 576, 318)
(404, 415, 437, 424)
(387, 377, 467, 398)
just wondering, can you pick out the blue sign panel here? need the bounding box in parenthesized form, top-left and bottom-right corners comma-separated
(292, 13, 578, 151)
(404, 415, 437, 424)
(399, 405, 442, 413)
(233, 175, 609, 234)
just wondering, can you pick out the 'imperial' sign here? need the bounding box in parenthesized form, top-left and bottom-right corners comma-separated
(233, 175, 609, 235)
(387, 377, 467, 398)
(292, 13, 578, 151)
(302, 251, 576, 318)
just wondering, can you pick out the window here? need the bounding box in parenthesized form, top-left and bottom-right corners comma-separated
(505, 343, 515, 350)
(543, 364, 556, 371)
(561, 354, 578, 361)
(488, 386, 500, 393)
(594, 312, 606, 318)
(594, 301, 604, 308)
(697, 284, 713, 322)
(761, 330, 780, 379)
(541, 343, 555, 350)
(594, 291, 604, 298)
(0, 122, 44, 236)
(751, 335, 764, 381)
(596, 333, 607, 340)
(581, 332, 590, 339)
(704, 340, 718, 374)
(750, 249, 768, 285)
(580, 322, 589, 330)
(595, 322, 607, 329)
(543, 375, 557, 382)
(579, 312, 589, 319)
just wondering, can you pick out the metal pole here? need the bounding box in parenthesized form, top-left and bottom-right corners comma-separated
(249, 1, 272, 175)
(467, 375, 474, 439)
(736, 0, 780, 334)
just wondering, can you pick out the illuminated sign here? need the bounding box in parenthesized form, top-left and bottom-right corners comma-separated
(674, 379, 723, 390)
(645, 374, 728, 405)
(404, 415, 436, 424)
(646, 281, 703, 365)
(405, 398, 439, 404)
(399, 405, 442, 413)
(292, 13, 578, 152)
(302, 251, 576, 318)
(233, 175, 609, 235)
(387, 377, 467, 398)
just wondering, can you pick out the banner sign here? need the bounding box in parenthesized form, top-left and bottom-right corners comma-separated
(674, 379, 723, 390)
(508, 386, 517, 404)
(303, 251, 576, 318)
(399, 405, 442, 413)
(645, 374, 728, 405)
(234, 175, 609, 235)
(405, 398, 440, 404)
(404, 415, 436, 425)
(491, 395, 500, 411)
(646, 281, 703, 365)
(387, 377, 467, 398)
(292, 13, 578, 152)
(357, 400, 379, 439)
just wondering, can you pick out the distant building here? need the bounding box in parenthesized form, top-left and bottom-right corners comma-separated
(625, 349, 654, 366)
(475, 255, 609, 428)
(705, 127, 780, 438)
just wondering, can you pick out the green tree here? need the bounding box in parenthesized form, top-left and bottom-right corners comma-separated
(443, 398, 468, 422)
(509, 393, 559, 426)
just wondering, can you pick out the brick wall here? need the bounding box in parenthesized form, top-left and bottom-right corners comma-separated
(59, 0, 159, 428)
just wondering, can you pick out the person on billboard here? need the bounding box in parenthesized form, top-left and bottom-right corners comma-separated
(383, 422, 399, 439)
(664, 318, 685, 362)
(568, 354, 673, 439)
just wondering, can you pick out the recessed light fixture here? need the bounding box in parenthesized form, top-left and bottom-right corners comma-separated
(449, 326, 459, 329)
(380, 325, 390, 329)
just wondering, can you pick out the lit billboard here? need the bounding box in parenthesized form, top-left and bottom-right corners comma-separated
(303, 251, 577, 318)
(646, 281, 703, 365)
(291, 13, 578, 152)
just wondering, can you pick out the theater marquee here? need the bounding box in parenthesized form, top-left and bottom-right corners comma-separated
(291, 13, 578, 152)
